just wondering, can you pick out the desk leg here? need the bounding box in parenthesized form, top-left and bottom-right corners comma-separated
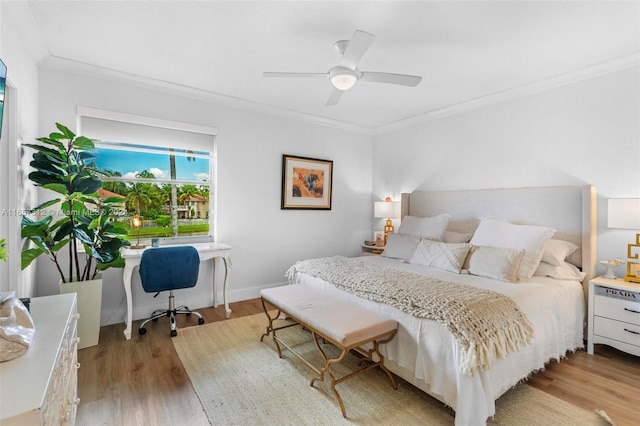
(122, 265, 134, 340)
(222, 256, 232, 318)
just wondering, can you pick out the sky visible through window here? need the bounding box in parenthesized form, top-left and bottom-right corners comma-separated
(94, 145, 210, 183)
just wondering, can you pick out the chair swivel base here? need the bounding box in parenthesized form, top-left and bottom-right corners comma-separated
(139, 292, 205, 337)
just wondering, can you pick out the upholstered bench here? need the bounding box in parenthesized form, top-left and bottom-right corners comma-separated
(260, 284, 398, 418)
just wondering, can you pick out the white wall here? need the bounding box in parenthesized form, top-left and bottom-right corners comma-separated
(36, 68, 372, 325)
(373, 67, 640, 277)
(0, 3, 42, 297)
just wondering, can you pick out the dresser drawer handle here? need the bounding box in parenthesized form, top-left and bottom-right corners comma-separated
(624, 328, 640, 335)
(624, 308, 640, 314)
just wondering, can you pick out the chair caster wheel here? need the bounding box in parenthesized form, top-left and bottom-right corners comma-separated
(139, 328, 147, 335)
(170, 330, 177, 337)
(198, 318, 205, 325)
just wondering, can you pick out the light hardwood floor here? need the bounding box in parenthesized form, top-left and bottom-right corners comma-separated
(77, 299, 640, 426)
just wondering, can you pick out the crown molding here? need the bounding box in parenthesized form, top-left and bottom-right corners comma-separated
(39, 56, 373, 135)
(373, 53, 640, 135)
(39, 52, 638, 138)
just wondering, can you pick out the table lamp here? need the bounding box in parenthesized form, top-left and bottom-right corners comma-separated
(374, 197, 401, 245)
(608, 198, 640, 282)
(130, 211, 146, 249)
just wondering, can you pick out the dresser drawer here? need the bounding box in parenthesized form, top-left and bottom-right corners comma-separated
(594, 295, 640, 325)
(593, 316, 640, 347)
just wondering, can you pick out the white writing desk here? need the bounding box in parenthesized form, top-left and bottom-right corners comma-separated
(121, 242, 232, 340)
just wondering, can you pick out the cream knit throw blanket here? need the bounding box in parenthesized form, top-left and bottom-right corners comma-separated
(286, 256, 534, 376)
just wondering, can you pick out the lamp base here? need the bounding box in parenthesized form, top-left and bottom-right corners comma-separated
(603, 265, 617, 280)
(383, 219, 395, 245)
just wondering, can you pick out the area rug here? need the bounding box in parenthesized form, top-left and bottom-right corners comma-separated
(173, 313, 610, 425)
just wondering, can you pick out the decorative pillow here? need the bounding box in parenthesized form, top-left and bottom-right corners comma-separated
(381, 233, 421, 260)
(465, 246, 525, 283)
(397, 214, 450, 242)
(443, 230, 473, 244)
(540, 239, 579, 266)
(469, 217, 556, 280)
(409, 240, 472, 273)
(534, 261, 586, 281)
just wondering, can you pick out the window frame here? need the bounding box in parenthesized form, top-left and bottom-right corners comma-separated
(77, 107, 218, 244)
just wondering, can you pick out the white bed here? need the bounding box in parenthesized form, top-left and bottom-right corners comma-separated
(291, 186, 597, 426)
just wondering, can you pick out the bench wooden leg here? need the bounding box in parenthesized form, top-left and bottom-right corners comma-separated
(260, 297, 301, 359)
(310, 331, 349, 417)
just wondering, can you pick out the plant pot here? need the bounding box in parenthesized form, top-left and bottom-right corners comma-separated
(59, 274, 102, 349)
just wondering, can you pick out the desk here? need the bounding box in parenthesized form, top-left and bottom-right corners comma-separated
(121, 242, 231, 340)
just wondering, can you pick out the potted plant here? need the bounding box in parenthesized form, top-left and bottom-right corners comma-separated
(20, 123, 130, 348)
(0, 238, 7, 263)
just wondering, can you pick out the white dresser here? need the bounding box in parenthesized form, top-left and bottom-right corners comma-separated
(587, 277, 640, 357)
(0, 293, 80, 425)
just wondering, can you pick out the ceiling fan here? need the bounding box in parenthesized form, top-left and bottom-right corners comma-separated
(263, 30, 422, 106)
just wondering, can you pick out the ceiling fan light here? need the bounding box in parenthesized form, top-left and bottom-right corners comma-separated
(330, 72, 358, 91)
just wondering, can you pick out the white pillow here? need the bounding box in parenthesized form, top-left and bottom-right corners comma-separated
(381, 233, 421, 260)
(465, 246, 525, 283)
(409, 240, 472, 273)
(443, 230, 473, 244)
(397, 214, 450, 242)
(469, 217, 556, 280)
(534, 261, 586, 281)
(540, 239, 579, 266)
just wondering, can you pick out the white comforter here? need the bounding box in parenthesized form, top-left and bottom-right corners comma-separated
(293, 256, 585, 426)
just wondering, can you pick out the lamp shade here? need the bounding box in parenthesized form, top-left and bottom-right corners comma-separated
(374, 201, 401, 219)
(608, 198, 640, 229)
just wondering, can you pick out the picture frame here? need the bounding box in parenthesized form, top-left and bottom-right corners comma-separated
(281, 154, 333, 210)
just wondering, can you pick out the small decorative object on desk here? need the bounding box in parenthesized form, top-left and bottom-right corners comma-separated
(0, 297, 35, 362)
(599, 259, 625, 279)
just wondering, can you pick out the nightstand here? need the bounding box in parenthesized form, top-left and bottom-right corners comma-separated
(361, 244, 384, 256)
(587, 276, 640, 356)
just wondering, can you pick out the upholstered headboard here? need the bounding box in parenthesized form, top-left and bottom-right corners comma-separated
(400, 186, 597, 292)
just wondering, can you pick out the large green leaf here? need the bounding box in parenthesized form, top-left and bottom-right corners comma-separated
(73, 136, 95, 151)
(20, 216, 53, 238)
(30, 198, 61, 212)
(54, 220, 73, 241)
(28, 171, 64, 186)
(23, 144, 65, 160)
(96, 256, 125, 270)
(55, 123, 76, 139)
(72, 175, 102, 195)
(42, 183, 68, 196)
(21, 247, 45, 270)
(34, 137, 65, 151)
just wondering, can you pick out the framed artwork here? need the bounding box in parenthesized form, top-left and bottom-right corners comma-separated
(281, 154, 333, 210)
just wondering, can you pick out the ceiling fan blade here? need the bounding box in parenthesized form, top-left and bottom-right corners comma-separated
(263, 72, 328, 78)
(360, 71, 422, 87)
(340, 30, 376, 70)
(325, 88, 344, 106)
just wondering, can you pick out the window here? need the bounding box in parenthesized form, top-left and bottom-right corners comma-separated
(79, 109, 217, 242)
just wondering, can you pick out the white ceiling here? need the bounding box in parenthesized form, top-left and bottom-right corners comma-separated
(22, 1, 640, 132)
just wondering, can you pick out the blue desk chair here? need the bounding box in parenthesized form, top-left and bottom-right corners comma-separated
(138, 246, 205, 337)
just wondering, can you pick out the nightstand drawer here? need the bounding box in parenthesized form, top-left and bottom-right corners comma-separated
(594, 295, 640, 325)
(593, 316, 640, 347)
